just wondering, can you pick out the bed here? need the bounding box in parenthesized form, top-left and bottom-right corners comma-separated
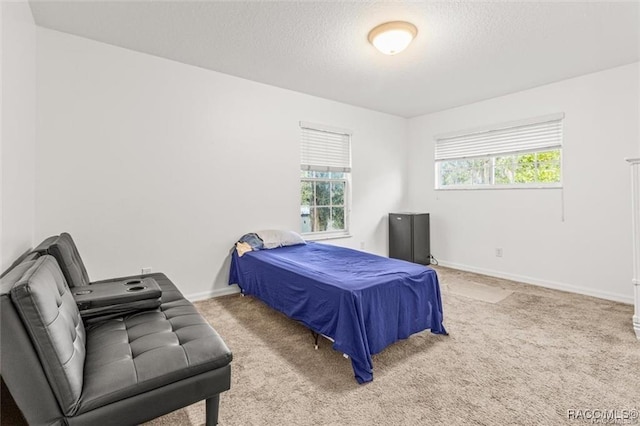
(228, 241, 447, 383)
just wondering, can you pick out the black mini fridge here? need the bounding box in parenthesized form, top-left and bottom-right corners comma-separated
(388, 213, 430, 265)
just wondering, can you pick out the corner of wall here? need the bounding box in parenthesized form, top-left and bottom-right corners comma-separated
(1, 0, 37, 271)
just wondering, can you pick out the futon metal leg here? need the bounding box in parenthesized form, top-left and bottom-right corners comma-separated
(205, 394, 220, 426)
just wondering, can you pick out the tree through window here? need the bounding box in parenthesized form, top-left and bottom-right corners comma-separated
(435, 114, 563, 189)
(300, 122, 351, 237)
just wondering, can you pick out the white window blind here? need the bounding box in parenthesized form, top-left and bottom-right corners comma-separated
(435, 113, 564, 161)
(300, 122, 351, 172)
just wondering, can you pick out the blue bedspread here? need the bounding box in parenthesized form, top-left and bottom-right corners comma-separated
(228, 243, 447, 383)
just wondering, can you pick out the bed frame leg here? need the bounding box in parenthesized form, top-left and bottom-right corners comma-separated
(311, 330, 319, 349)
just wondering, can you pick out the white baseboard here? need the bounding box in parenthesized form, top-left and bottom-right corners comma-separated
(436, 260, 634, 305)
(186, 284, 240, 302)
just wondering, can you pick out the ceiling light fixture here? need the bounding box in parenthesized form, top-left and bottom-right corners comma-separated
(368, 21, 418, 55)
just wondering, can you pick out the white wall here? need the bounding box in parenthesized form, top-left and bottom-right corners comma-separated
(35, 28, 408, 299)
(407, 62, 640, 303)
(1, 1, 37, 272)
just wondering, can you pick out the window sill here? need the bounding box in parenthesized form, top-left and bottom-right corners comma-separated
(435, 184, 562, 191)
(303, 233, 352, 242)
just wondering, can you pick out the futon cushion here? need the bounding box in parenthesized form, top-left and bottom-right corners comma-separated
(48, 233, 91, 287)
(10, 256, 86, 416)
(31, 235, 59, 255)
(78, 300, 232, 413)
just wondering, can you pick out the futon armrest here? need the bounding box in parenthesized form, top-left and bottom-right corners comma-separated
(73, 278, 161, 321)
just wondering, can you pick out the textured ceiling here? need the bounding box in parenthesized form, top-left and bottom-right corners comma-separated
(29, 1, 640, 118)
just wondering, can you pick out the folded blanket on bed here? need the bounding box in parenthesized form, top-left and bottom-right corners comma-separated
(235, 242, 253, 257)
(239, 233, 264, 250)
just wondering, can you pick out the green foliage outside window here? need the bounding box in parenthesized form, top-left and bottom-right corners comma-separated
(438, 150, 561, 188)
(300, 171, 346, 233)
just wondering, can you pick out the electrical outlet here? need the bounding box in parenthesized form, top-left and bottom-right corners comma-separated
(360, 241, 365, 250)
(141, 267, 152, 274)
(495, 248, 503, 258)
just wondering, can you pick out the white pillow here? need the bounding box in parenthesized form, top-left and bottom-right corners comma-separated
(257, 230, 306, 249)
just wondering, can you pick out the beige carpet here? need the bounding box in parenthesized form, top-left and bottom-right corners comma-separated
(146, 267, 639, 425)
(444, 278, 513, 304)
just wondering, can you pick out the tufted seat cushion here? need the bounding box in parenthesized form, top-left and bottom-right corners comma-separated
(78, 297, 232, 413)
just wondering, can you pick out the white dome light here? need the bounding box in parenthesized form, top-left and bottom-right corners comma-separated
(368, 21, 418, 55)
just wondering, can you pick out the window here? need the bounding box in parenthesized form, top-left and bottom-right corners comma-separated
(300, 122, 351, 237)
(435, 113, 564, 189)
